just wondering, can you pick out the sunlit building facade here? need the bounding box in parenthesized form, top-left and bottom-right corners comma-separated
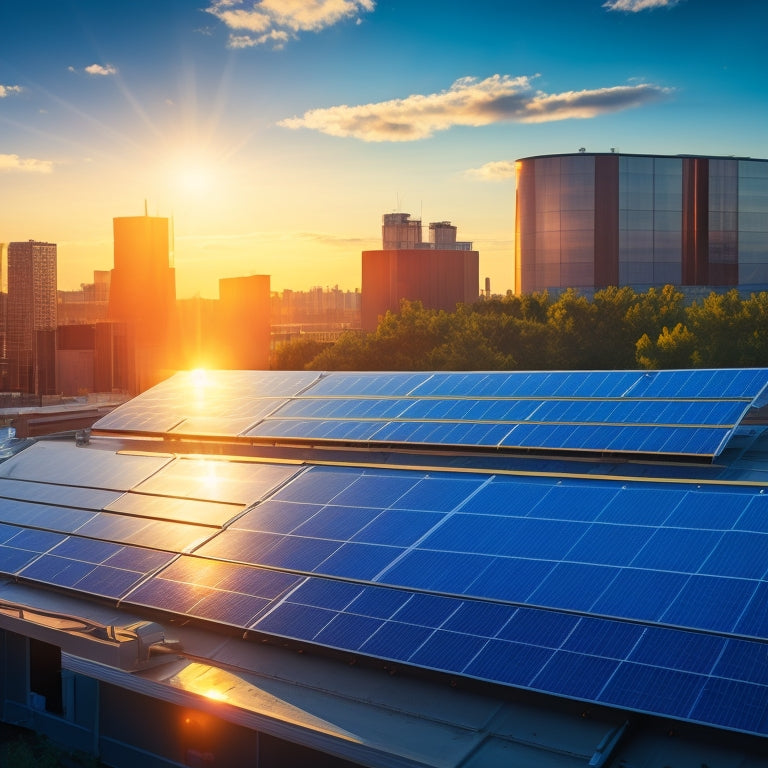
(515, 153, 768, 294)
(6, 240, 57, 395)
(108, 214, 176, 394)
(362, 213, 479, 331)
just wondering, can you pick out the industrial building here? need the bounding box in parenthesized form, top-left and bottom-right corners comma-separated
(515, 152, 768, 295)
(362, 213, 479, 331)
(1, 368, 768, 767)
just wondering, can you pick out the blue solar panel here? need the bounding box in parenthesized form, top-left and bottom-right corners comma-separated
(328, 473, 423, 508)
(532, 651, 620, 701)
(662, 575, 758, 633)
(700, 531, 768, 579)
(465, 557, 555, 602)
(713, 638, 768, 684)
(0, 546, 45, 573)
(353, 509, 444, 546)
(600, 663, 704, 719)
(691, 677, 768, 733)
(359, 621, 434, 661)
(629, 626, 723, 675)
(562, 617, 644, 659)
(440, 600, 514, 637)
(410, 629, 488, 672)
(274, 398, 411, 420)
(562, 524, 650, 566)
(235, 500, 324, 534)
(15, 367, 768, 738)
(190, 591, 272, 627)
(271, 467, 359, 504)
(314, 612, 386, 651)
(313, 542, 400, 579)
(465, 639, 555, 688)
(347, 586, 411, 620)
(591, 568, 690, 622)
(291, 505, 383, 539)
(307, 372, 432, 397)
(527, 562, 619, 612)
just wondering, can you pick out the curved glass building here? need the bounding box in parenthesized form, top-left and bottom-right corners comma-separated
(514, 153, 768, 294)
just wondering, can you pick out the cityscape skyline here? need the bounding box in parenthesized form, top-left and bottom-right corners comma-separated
(2, 0, 767, 298)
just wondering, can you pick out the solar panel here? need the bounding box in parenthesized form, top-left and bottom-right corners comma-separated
(132, 456, 303, 506)
(10, 367, 768, 739)
(104, 493, 244, 527)
(92, 368, 768, 459)
(0, 478, 122, 510)
(93, 369, 322, 434)
(0, 442, 173, 490)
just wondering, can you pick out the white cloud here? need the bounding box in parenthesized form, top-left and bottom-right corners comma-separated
(84, 63, 117, 76)
(0, 85, 23, 98)
(603, 0, 680, 11)
(279, 75, 672, 142)
(466, 160, 517, 181)
(0, 154, 54, 173)
(206, 0, 374, 48)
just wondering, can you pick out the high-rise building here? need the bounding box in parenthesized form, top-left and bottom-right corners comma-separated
(361, 213, 479, 331)
(515, 152, 768, 295)
(6, 240, 57, 395)
(108, 213, 176, 394)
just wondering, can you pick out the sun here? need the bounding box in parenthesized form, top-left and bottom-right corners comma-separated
(169, 154, 217, 197)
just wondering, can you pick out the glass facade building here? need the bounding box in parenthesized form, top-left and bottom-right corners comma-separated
(515, 153, 768, 294)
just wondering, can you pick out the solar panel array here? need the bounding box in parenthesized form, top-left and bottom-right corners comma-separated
(93, 368, 768, 458)
(1, 437, 768, 737)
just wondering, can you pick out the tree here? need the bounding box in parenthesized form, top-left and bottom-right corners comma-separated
(271, 337, 330, 370)
(636, 323, 696, 369)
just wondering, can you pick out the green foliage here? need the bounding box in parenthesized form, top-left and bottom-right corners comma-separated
(271, 337, 330, 370)
(293, 287, 768, 372)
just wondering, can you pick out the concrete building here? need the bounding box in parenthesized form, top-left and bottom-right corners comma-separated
(108, 213, 177, 394)
(362, 213, 479, 331)
(6, 240, 57, 395)
(515, 152, 768, 295)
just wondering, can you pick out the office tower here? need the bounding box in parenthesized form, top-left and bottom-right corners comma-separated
(515, 152, 768, 294)
(108, 213, 176, 394)
(361, 213, 479, 331)
(6, 240, 57, 395)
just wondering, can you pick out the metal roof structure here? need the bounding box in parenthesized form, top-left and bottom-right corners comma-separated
(2, 368, 768, 767)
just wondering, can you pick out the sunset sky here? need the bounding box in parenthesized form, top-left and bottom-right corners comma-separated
(2, 0, 766, 298)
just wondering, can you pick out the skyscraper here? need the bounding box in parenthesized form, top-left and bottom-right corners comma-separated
(108, 213, 176, 394)
(6, 240, 57, 395)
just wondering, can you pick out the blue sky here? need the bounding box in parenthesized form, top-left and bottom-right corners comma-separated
(1, 0, 766, 297)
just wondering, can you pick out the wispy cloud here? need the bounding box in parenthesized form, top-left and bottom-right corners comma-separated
(0, 154, 54, 173)
(279, 75, 672, 142)
(0, 85, 23, 98)
(466, 160, 517, 181)
(603, 0, 680, 11)
(206, 0, 375, 49)
(84, 63, 118, 76)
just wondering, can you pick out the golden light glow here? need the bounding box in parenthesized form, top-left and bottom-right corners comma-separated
(166, 145, 223, 200)
(202, 688, 228, 702)
(190, 367, 208, 387)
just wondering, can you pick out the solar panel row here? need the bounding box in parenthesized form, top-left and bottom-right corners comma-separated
(4, 367, 768, 738)
(92, 368, 768, 458)
(122, 556, 768, 736)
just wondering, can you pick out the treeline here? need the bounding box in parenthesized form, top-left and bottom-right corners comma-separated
(272, 286, 768, 371)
